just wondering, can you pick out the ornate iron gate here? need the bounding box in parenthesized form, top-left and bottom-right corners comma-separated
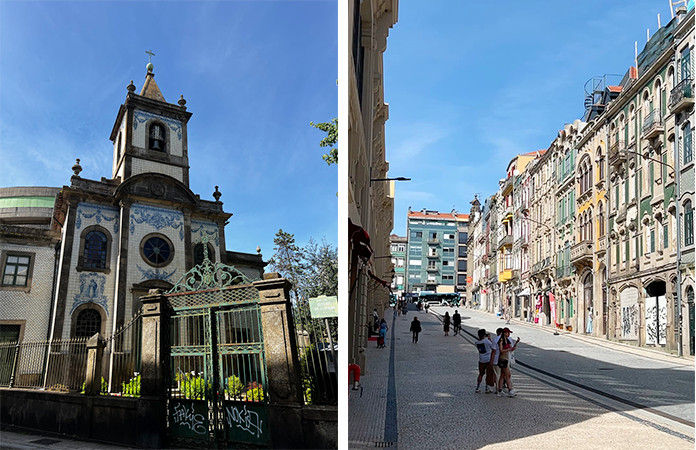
(165, 240, 269, 448)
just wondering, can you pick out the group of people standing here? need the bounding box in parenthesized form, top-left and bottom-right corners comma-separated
(474, 327, 520, 397)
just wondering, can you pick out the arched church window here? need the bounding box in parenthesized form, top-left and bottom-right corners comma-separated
(141, 234, 174, 267)
(76, 309, 101, 338)
(149, 123, 166, 152)
(84, 230, 107, 269)
(193, 243, 215, 266)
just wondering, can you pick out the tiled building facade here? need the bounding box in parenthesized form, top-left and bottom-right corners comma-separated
(0, 65, 265, 345)
(467, 7, 695, 356)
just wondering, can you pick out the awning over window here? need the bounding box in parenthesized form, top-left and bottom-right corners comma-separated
(349, 219, 373, 260)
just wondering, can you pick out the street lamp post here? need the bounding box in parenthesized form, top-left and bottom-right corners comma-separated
(619, 148, 683, 357)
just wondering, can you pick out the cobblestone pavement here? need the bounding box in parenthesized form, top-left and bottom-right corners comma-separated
(349, 304, 695, 450)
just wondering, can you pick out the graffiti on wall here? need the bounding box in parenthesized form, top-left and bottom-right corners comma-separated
(226, 404, 263, 438)
(620, 287, 639, 340)
(645, 296, 667, 346)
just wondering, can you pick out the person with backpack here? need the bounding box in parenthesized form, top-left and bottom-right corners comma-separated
(410, 316, 422, 343)
(474, 329, 496, 394)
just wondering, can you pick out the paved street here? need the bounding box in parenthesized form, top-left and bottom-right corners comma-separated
(349, 305, 695, 450)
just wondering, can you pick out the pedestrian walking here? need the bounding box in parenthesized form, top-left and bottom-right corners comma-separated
(491, 328, 503, 389)
(424, 303, 429, 314)
(372, 309, 379, 332)
(410, 316, 421, 343)
(443, 311, 451, 336)
(452, 310, 462, 335)
(474, 329, 497, 393)
(393, 306, 398, 320)
(496, 327, 520, 397)
(586, 307, 593, 334)
(378, 319, 388, 348)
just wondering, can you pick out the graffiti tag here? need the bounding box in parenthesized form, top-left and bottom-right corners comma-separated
(226, 405, 263, 438)
(172, 402, 207, 435)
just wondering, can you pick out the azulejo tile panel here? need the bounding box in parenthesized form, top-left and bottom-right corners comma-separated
(133, 110, 182, 140)
(136, 264, 177, 282)
(75, 203, 120, 234)
(130, 204, 184, 241)
(191, 220, 219, 247)
(71, 273, 109, 316)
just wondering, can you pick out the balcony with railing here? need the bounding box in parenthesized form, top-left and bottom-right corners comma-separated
(597, 237, 606, 254)
(498, 234, 513, 249)
(570, 240, 593, 267)
(427, 238, 440, 245)
(642, 109, 664, 140)
(427, 253, 440, 259)
(555, 265, 574, 280)
(426, 265, 439, 272)
(670, 78, 694, 113)
(608, 140, 625, 166)
(531, 256, 552, 275)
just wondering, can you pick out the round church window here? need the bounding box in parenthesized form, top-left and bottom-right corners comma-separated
(140, 234, 174, 267)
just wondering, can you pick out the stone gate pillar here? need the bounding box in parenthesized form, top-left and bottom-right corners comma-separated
(253, 273, 305, 448)
(136, 289, 168, 448)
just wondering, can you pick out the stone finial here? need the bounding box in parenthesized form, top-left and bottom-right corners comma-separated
(256, 246, 261, 255)
(72, 159, 82, 176)
(213, 186, 222, 202)
(178, 94, 187, 109)
(127, 80, 136, 93)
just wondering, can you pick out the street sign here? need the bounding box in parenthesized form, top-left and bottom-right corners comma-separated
(308, 295, 338, 319)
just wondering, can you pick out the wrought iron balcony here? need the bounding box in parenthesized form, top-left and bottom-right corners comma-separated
(555, 265, 574, 280)
(642, 110, 664, 140)
(531, 256, 552, 275)
(608, 140, 625, 166)
(670, 78, 694, 113)
(570, 240, 593, 267)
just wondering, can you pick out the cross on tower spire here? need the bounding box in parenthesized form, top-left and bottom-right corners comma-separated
(145, 50, 155, 72)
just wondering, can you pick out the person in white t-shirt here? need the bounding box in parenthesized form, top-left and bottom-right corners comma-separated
(474, 329, 497, 394)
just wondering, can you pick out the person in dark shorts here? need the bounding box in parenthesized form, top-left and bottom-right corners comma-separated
(496, 327, 520, 397)
(452, 310, 461, 335)
(410, 316, 422, 343)
(474, 329, 496, 393)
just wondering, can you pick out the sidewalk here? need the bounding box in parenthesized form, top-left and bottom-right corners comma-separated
(348, 306, 406, 449)
(0, 429, 136, 450)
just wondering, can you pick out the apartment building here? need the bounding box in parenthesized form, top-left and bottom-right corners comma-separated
(405, 209, 468, 295)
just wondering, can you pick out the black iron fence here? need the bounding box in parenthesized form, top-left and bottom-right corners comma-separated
(292, 301, 337, 406)
(103, 309, 143, 396)
(0, 338, 89, 391)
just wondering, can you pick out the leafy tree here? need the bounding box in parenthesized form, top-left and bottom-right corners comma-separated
(310, 118, 338, 166)
(268, 229, 307, 302)
(301, 237, 338, 299)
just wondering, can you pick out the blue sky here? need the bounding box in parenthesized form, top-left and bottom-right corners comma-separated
(0, 1, 337, 259)
(384, 0, 678, 236)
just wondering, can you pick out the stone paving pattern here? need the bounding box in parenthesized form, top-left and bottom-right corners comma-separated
(349, 305, 695, 450)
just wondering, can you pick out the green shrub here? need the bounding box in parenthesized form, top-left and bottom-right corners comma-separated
(122, 373, 140, 397)
(225, 375, 244, 398)
(80, 377, 108, 395)
(176, 372, 208, 400)
(245, 386, 264, 402)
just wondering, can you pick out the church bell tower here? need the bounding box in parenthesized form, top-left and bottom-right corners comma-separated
(109, 52, 193, 186)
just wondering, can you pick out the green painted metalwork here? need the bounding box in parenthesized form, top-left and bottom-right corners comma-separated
(167, 236, 257, 295)
(165, 254, 269, 448)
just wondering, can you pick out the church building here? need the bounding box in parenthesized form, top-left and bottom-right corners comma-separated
(1, 60, 266, 344)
